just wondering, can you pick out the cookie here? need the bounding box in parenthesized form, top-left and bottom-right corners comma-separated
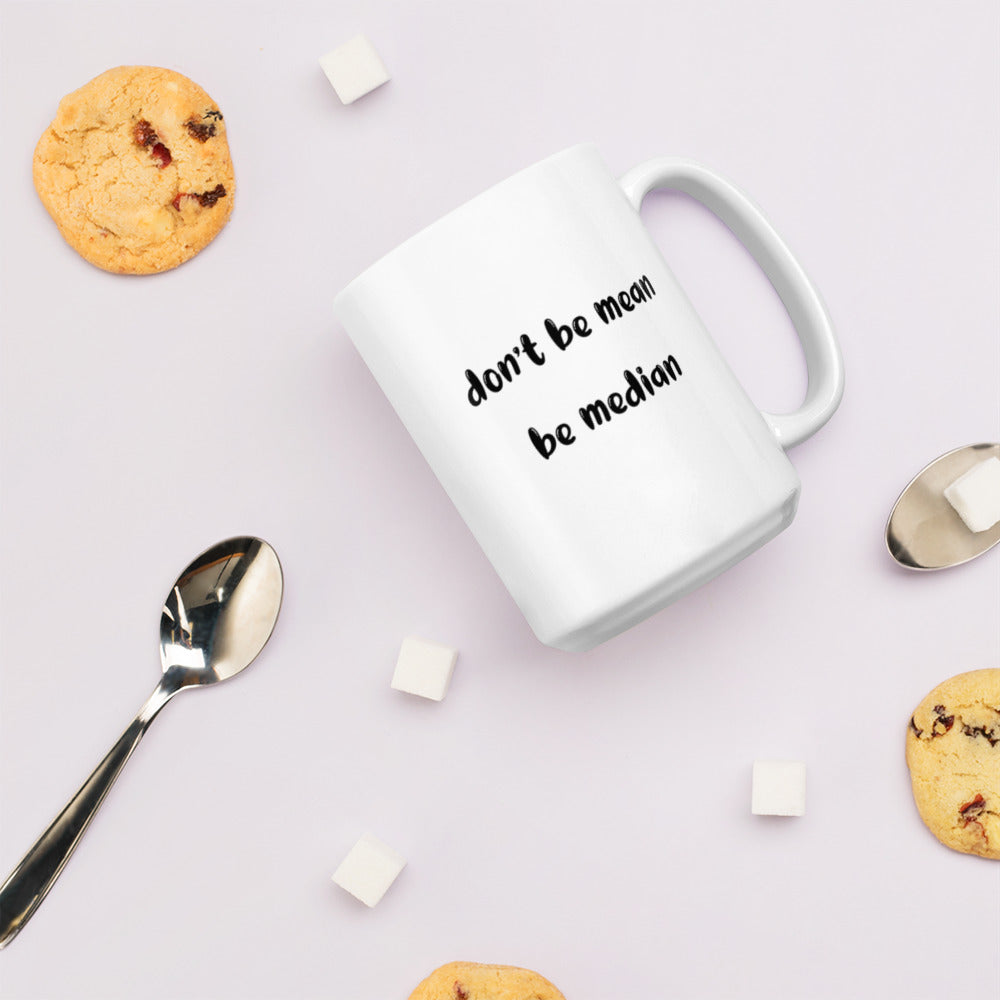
(33, 66, 234, 274)
(906, 668, 1000, 860)
(408, 962, 566, 1000)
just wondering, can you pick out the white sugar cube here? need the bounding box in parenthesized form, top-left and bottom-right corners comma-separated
(331, 833, 406, 907)
(751, 760, 806, 816)
(391, 636, 458, 701)
(319, 35, 390, 105)
(944, 456, 1000, 533)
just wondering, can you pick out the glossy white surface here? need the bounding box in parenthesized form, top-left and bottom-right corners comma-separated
(336, 146, 841, 650)
(1, 1, 997, 997)
(619, 156, 844, 449)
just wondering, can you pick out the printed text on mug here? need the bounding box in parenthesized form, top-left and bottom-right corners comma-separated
(459, 274, 685, 460)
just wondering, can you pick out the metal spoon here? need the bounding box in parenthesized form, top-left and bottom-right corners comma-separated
(886, 443, 1000, 569)
(0, 536, 283, 948)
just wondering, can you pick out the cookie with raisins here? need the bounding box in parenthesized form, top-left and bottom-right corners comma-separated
(408, 962, 566, 1000)
(906, 668, 1000, 860)
(33, 66, 234, 274)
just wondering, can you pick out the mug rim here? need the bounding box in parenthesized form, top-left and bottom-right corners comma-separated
(333, 142, 598, 308)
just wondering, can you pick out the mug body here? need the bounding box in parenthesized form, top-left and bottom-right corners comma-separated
(335, 144, 800, 651)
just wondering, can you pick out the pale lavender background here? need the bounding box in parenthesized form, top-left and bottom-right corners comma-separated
(1, 2, 998, 998)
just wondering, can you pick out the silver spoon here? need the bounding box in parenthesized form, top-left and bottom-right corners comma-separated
(0, 536, 283, 948)
(886, 443, 1000, 569)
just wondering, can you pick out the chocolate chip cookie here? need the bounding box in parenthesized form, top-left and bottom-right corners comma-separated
(408, 962, 566, 1000)
(33, 66, 234, 274)
(906, 668, 1000, 859)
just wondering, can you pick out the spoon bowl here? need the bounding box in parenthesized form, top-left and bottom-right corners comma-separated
(886, 443, 1000, 570)
(160, 536, 284, 685)
(0, 536, 283, 948)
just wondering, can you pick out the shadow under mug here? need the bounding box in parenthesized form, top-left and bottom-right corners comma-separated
(335, 144, 844, 651)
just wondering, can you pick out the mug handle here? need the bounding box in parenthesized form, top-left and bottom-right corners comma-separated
(619, 158, 844, 449)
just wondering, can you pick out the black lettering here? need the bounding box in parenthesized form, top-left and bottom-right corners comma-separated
(608, 392, 626, 414)
(594, 296, 622, 324)
(572, 315, 592, 338)
(465, 369, 486, 406)
(624, 369, 646, 406)
(483, 369, 503, 393)
(529, 426, 558, 459)
(556, 423, 576, 445)
(545, 317, 574, 351)
(496, 353, 521, 382)
(650, 355, 682, 388)
(595, 276, 655, 324)
(579, 399, 611, 429)
(520, 333, 546, 365)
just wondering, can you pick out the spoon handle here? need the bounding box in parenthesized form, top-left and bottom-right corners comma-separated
(0, 684, 171, 948)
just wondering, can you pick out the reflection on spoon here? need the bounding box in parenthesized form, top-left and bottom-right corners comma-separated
(886, 443, 1000, 570)
(0, 536, 283, 948)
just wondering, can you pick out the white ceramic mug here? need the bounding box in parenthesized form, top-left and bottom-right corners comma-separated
(334, 144, 844, 651)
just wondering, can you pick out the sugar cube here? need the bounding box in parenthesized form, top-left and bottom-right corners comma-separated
(944, 456, 1000, 533)
(319, 35, 390, 105)
(391, 636, 458, 701)
(331, 833, 406, 907)
(751, 760, 806, 816)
